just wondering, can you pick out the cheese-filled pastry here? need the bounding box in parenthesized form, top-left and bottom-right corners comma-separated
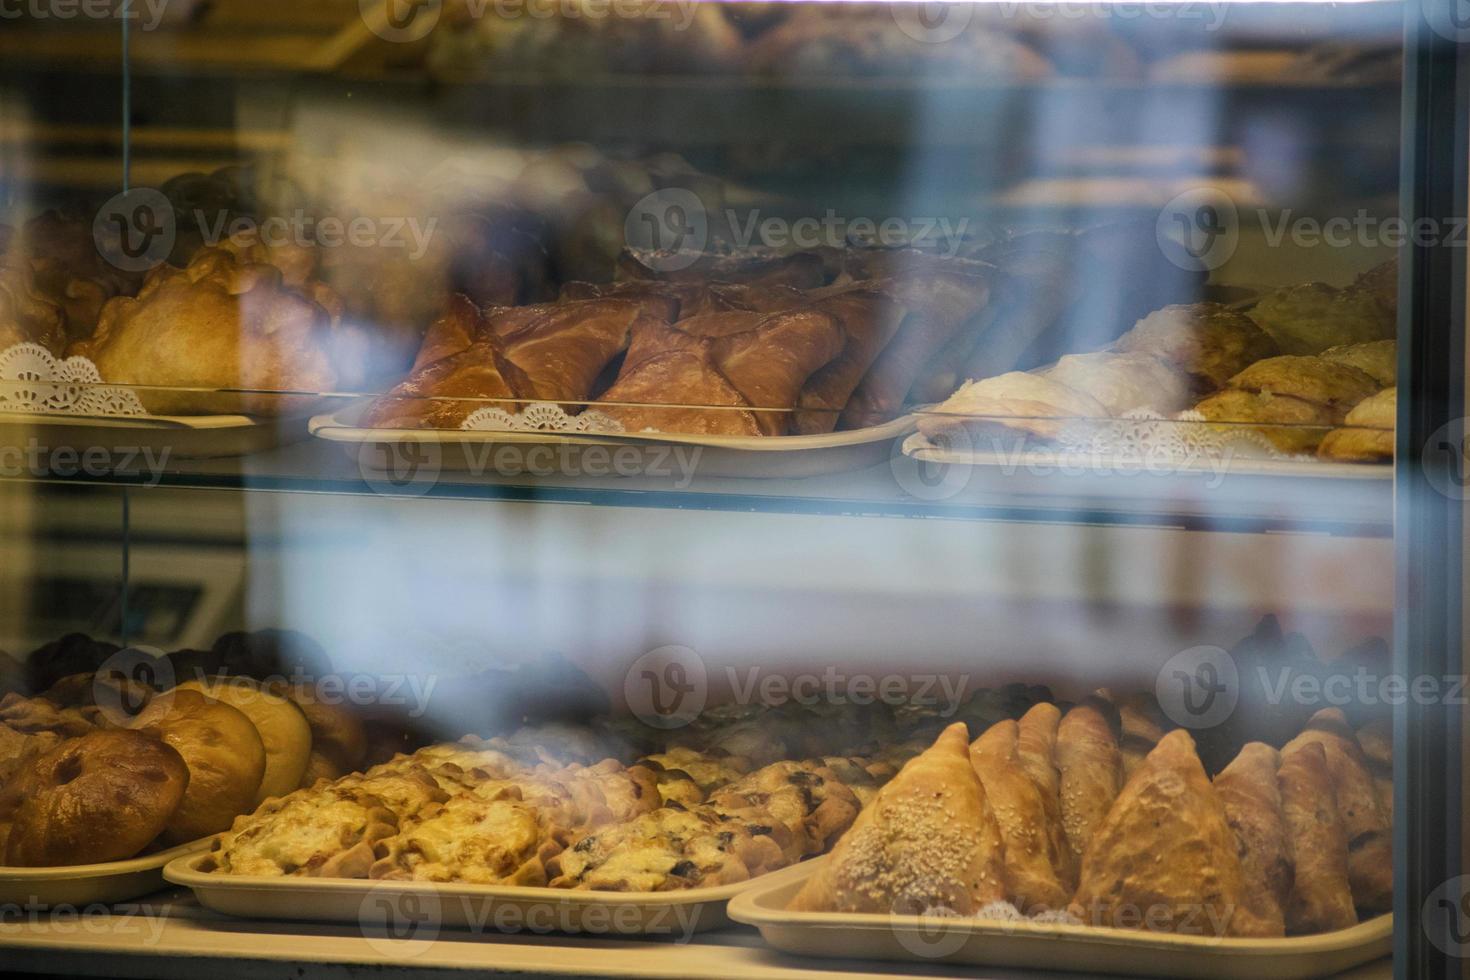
(788, 722, 1007, 914)
(1278, 742, 1357, 934)
(1213, 743, 1290, 936)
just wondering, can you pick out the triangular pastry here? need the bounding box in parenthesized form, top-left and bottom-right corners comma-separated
(1282, 708, 1392, 916)
(1056, 694, 1123, 867)
(1072, 730, 1275, 937)
(1014, 702, 1076, 890)
(1213, 742, 1289, 936)
(970, 721, 1070, 912)
(1278, 741, 1357, 934)
(788, 722, 1007, 915)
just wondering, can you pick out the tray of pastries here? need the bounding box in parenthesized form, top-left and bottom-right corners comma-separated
(729, 695, 1393, 980)
(906, 257, 1398, 477)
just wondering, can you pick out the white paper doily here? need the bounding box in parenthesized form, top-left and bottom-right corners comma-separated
(0, 343, 149, 417)
(461, 402, 625, 434)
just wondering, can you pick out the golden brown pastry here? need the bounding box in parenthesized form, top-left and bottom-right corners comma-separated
(1228, 356, 1379, 416)
(1213, 743, 1290, 936)
(617, 248, 827, 289)
(1193, 389, 1339, 455)
(74, 244, 351, 415)
(288, 683, 367, 782)
(706, 760, 861, 862)
(370, 792, 558, 886)
(918, 370, 1108, 443)
(1319, 387, 1395, 462)
(1014, 702, 1076, 890)
(176, 677, 312, 805)
(4, 730, 189, 866)
(1283, 708, 1392, 916)
(134, 689, 267, 843)
(0, 722, 60, 789)
(1072, 730, 1274, 937)
(1115, 303, 1279, 392)
(1349, 258, 1397, 318)
(969, 720, 1070, 912)
(788, 722, 1008, 915)
(1055, 695, 1124, 867)
(0, 692, 97, 738)
(204, 784, 400, 878)
(1320, 340, 1396, 387)
(1278, 742, 1357, 934)
(1355, 718, 1393, 824)
(1042, 352, 1192, 417)
(16, 210, 142, 342)
(1249, 282, 1393, 355)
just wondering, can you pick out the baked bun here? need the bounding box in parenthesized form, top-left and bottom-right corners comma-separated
(1248, 283, 1393, 355)
(4, 730, 188, 866)
(1318, 387, 1395, 462)
(176, 678, 311, 805)
(1228, 356, 1379, 416)
(289, 683, 367, 785)
(1193, 389, 1337, 455)
(1319, 340, 1396, 388)
(135, 689, 266, 842)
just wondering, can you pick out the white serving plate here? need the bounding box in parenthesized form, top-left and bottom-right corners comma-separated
(0, 838, 213, 908)
(0, 410, 314, 459)
(727, 858, 1393, 980)
(310, 402, 917, 480)
(167, 850, 792, 937)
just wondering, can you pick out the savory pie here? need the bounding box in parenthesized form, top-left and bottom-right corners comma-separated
(370, 793, 556, 885)
(206, 786, 399, 878)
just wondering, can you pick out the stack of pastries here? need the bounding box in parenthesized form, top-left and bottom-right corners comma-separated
(792, 697, 1392, 938)
(920, 258, 1397, 462)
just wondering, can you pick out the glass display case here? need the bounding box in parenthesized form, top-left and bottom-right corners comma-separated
(0, 0, 1461, 977)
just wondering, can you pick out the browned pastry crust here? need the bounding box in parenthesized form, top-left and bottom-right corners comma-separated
(289, 683, 368, 779)
(73, 244, 349, 416)
(1319, 387, 1395, 463)
(788, 723, 1008, 915)
(134, 689, 267, 843)
(794, 282, 908, 434)
(1055, 695, 1124, 867)
(1282, 708, 1392, 916)
(678, 282, 808, 317)
(0, 692, 97, 738)
(1117, 693, 1169, 777)
(370, 793, 560, 885)
(1193, 389, 1338, 455)
(705, 760, 861, 862)
(5, 730, 189, 866)
(1213, 743, 1290, 936)
(15, 210, 143, 343)
(1227, 356, 1379, 415)
(1115, 303, 1279, 393)
(0, 722, 60, 790)
(970, 720, 1070, 912)
(839, 271, 992, 429)
(600, 308, 845, 436)
(918, 370, 1108, 443)
(1073, 730, 1274, 937)
(0, 251, 66, 356)
(1320, 340, 1396, 388)
(1349, 259, 1397, 318)
(1249, 282, 1393, 355)
(332, 764, 452, 821)
(1278, 742, 1357, 934)
(616, 248, 828, 289)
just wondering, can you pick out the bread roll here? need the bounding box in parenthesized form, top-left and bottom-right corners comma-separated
(176, 677, 311, 805)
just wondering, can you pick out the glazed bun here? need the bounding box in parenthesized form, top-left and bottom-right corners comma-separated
(4, 729, 188, 866)
(290, 682, 367, 784)
(135, 689, 266, 842)
(176, 677, 311, 805)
